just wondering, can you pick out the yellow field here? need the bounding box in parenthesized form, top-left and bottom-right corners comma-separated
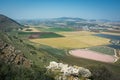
(101, 32, 120, 36)
(22, 27, 40, 32)
(57, 31, 95, 37)
(30, 31, 110, 49)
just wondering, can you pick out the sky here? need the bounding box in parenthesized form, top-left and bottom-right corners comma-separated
(0, 0, 120, 20)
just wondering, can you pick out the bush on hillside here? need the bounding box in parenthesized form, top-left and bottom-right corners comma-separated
(0, 61, 55, 80)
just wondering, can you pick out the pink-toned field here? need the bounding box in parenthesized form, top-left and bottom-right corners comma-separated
(69, 49, 116, 63)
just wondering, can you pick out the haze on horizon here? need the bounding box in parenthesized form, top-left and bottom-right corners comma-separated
(0, 0, 120, 20)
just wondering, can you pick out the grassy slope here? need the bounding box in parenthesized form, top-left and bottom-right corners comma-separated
(0, 14, 22, 32)
(0, 31, 55, 79)
(0, 31, 58, 67)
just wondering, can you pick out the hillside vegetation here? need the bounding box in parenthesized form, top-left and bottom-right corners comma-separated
(0, 14, 22, 32)
(0, 15, 57, 80)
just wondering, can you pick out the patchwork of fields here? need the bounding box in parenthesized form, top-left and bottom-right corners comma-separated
(30, 31, 110, 49)
(19, 27, 119, 64)
(18, 27, 120, 79)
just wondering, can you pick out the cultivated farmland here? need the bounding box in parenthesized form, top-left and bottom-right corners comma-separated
(22, 27, 40, 32)
(18, 32, 64, 39)
(30, 31, 110, 49)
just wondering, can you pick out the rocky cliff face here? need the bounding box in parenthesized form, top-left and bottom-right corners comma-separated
(0, 39, 31, 67)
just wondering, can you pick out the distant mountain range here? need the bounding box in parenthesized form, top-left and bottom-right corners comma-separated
(56, 17, 120, 22)
(53, 17, 87, 21)
(17, 17, 120, 26)
(89, 19, 112, 22)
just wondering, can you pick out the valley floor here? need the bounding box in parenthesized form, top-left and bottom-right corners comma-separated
(29, 31, 109, 49)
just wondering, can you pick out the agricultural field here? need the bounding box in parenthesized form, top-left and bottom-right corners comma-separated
(69, 49, 115, 63)
(30, 31, 110, 49)
(21, 27, 40, 32)
(88, 46, 115, 55)
(18, 32, 64, 39)
(35, 27, 75, 32)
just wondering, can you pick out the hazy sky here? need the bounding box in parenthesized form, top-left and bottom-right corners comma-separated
(0, 0, 120, 20)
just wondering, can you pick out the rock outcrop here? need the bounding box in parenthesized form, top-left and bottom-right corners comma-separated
(0, 39, 31, 67)
(47, 61, 91, 80)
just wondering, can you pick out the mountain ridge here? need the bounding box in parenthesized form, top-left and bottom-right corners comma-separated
(0, 14, 23, 32)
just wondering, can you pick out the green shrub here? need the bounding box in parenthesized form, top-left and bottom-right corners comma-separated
(0, 61, 55, 80)
(89, 66, 113, 80)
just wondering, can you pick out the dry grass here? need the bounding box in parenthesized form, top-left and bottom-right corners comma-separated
(30, 31, 110, 49)
(22, 27, 40, 32)
(57, 31, 95, 36)
(101, 32, 120, 36)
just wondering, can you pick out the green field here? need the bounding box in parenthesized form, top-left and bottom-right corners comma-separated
(18, 31, 64, 39)
(88, 46, 115, 55)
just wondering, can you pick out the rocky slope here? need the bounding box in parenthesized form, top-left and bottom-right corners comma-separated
(0, 38, 31, 67)
(0, 14, 31, 67)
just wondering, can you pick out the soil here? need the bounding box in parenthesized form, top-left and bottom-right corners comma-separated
(69, 49, 116, 63)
